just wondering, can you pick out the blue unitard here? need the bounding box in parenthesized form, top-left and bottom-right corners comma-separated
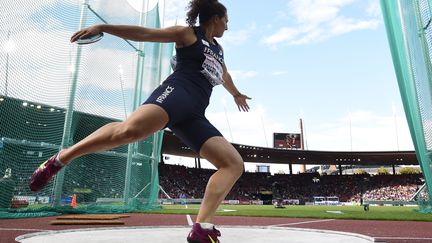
(144, 26, 225, 152)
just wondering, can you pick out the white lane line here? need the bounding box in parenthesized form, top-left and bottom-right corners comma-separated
(0, 228, 53, 232)
(185, 204, 193, 226)
(375, 236, 432, 240)
(268, 219, 336, 227)
(186, 214, 193, 226)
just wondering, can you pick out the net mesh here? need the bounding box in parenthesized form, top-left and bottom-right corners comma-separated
(380, 0, 432, 211)
(0, 0, 173, 218)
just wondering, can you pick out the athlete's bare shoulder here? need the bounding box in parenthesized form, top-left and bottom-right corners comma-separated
(171, 26, 197, 48)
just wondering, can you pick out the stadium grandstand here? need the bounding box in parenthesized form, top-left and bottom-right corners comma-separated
(158, 163, 423, 205)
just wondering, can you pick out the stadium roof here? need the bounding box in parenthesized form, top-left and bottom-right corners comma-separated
(162, 130, 418, 166)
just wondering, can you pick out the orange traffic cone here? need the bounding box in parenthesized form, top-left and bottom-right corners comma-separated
(71, 194, 77, 208)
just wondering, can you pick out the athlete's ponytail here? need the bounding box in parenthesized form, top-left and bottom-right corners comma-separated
(186, 0, 227, 26)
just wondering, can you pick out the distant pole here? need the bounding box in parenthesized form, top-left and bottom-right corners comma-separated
(349, 112, 353, 151)
(222, 99, 234, 142)
(299, 118, 306, 173)
(223, 105, 234, 142)
(300, 118, 305, 150)
(260, 115, 269, 147)
(348, 110, 353, 174)
(118, 65, 128, 119)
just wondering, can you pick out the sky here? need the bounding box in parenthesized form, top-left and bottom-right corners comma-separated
(0, 0, 414, 174)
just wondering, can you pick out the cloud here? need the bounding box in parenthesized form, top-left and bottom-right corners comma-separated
(91, 0, 139, 20)
(289, 0, 353, 25)
(271, 71, 288, 76)
(305, 110, 413, 151)
(366, 0, 381, 17)
(329, 16, 380, 35)
(261, 27, 301, 45)
(0, 28, 76, 107)
(219, 24, 256, 47)
(208, 106, 413, 153)
(207, 104, 284, 147)
(228, 70, 258, 81)
(89, 0, 188, 26)
(1, 0, 51, 29)
(262, 0, 381, 46)
(163, 0, 189, 26)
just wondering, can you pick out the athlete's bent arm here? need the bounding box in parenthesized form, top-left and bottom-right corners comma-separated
(222, 63, 251, 112)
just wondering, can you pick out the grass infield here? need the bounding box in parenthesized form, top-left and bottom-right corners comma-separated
(143, 204, 432, 222)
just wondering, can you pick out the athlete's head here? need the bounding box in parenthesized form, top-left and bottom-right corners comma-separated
(186, 0, 228, 37)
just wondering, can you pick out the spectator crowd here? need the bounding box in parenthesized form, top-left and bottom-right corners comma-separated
(159, 163, 422, 203)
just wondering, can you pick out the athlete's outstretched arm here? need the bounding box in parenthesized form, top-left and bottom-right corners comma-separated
(70, 24, 193, 46)
(222, 63, 251, 112)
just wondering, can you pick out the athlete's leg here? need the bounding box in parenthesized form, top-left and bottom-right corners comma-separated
(196, 136, 244, 223)
(59, 104, 168, 164)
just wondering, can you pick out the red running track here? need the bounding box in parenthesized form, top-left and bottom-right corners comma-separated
(1, 214, 432, 243)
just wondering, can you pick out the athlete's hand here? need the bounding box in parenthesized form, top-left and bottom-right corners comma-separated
(234, 93, 251, 112)
(70, 25, 103, 43)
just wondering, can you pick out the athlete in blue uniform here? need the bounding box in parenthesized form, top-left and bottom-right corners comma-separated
(144, 25, 232, 153)
(30, 0, 250, 242)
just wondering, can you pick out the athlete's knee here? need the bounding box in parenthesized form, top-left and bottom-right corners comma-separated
(232, 158, 244, 178)
(224, 154, 244, 178)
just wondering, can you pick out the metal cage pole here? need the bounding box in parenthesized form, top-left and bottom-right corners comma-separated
(124, 0, 147, 204)
(52, 0, 89, 207)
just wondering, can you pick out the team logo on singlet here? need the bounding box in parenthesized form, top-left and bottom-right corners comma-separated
(156, 86, 174, 103)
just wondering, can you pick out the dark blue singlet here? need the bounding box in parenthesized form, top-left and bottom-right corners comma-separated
(143, 26, 225, 153)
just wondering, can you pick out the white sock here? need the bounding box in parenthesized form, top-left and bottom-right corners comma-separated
(55, 151, 66, 167)
(199, 223, 214, 230)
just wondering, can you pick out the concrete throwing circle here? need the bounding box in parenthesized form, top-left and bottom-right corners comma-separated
(16, 226, 375, 243)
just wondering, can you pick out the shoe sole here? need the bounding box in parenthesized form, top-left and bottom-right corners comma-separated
(187, 240, 202, 243)
(187, 239, 218, 243)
